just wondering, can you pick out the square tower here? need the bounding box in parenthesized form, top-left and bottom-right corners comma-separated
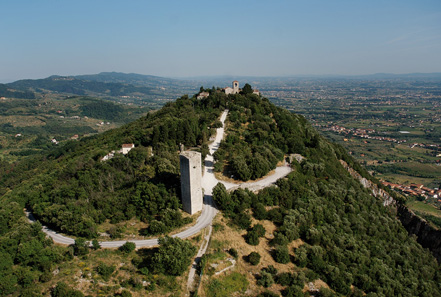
(180, 151, 203, 214)
(233, 80, 239, 94)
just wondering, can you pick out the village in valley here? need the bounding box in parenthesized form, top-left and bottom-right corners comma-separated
(382, 181, 441, 201)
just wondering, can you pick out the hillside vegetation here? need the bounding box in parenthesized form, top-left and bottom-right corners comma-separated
(0, 84, 35, 99)
(0, 88, 439, 296)
(0, 95, 149, 162)
(8, 76, 154, 98)
(6, 73, 200, 107)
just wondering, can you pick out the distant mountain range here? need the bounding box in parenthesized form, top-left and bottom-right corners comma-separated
(3, 72, 200, 107)
(7, 75, 154, 97)
(2, 72, 440, 105)
(76, 72, 189, 87)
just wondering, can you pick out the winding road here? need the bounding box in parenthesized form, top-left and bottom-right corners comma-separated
(27, 110, 292, 248)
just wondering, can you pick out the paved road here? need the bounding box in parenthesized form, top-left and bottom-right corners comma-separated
(27, 110, 292, 248)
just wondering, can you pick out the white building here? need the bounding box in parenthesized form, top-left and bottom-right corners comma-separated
(197, 92, 210, 99)
(121, 143, 135, 155)
(224, 81, 240, 95)
(101, 151, 116, 162)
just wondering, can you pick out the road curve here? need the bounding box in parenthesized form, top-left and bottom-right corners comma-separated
(27, 110, 292, 248)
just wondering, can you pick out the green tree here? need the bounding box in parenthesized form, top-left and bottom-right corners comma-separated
(91, 239, 101, 250)
(212, 183, 234, 213)
(96, 262, 116, 281)
(242, 83, 253, 95)
(228, 248, 238, 259)
(233, 213, 252, 229)
(245, 230, 260, 246)
(257, 291, 279, 297)
(276, 272, 293, 286)
(283, 285, 305, 297)
(252, 224, 266, 237)
(116, 290, 133, 297)
(253, 203, 267, 220)
(274, 245, 290, 264)
(150, 236, 197, 276)
(257, 271, 274, 288)
(72, 238, 89, 256)
(119, 242, 136, 253)
(247, 252, 261, 265)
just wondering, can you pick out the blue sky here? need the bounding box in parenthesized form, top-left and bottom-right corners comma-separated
(1, 0, 441, 81)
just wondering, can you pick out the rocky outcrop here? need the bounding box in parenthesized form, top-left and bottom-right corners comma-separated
(397, 205, 441, 262)
(340, 160, 396, 207)
(340, 160, 441, 262)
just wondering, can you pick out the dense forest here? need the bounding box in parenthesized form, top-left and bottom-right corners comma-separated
(7, 76, 154, 97)
(0, 91, 225, 295)
(213, 90, 314, 180)
(0, 84, 35, 99)
(79, 100, 124, 121)
(210, 94, 441, 295)
(3, 93, 227, 238)
(0, 87, 440, 295)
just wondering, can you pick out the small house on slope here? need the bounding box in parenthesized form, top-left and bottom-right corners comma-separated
(121, 143, 135, 155)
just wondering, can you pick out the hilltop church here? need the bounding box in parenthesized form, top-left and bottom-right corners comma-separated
(197, 81, 260, 99)
(223, 81, 260, 96)
(223, 80, 240, 95)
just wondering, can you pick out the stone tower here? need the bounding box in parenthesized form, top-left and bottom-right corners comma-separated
(180, 151, 203, 215)
(233, 80, 239, 94)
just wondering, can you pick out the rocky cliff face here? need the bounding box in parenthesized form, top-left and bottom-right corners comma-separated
(340, 160, 441, 262)
(397, 205, 441, 262)
(339, 160, 396, 207)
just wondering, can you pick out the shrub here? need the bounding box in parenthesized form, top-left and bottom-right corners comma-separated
(276, 272, 293, 286)
(271, 232, 289, 246)
(247, 252, 261, 265)
(96, 262, 116, 281)
(294, 246, 308, 267)
(40, 271, 53, 282)
(282, 285, 305, 297)
(257, 271, 274, 288)
(72, 238, 89, 256)
(262, 265, 278, 276)
(139, 267, 149, 276)
(91, 239, 101, 250)
(267, 208, 284, 224)
(252, 224, 266, 237)
(108, 226, 124, 239)
(253, 203, 267, 220)
(228, 248, 238, 259)
(52, 282, 84, 297)
(147, 220, 168, 235)
(315, 287, 338, 297)
(274, 245, 290, 264)
(233, 213, 252, 229)
(116, 290, 133, 297)
(119, 242, 136, 253)
(245, 230, 260, 246)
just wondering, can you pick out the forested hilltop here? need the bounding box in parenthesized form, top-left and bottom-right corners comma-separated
(0, 87, 440, 296)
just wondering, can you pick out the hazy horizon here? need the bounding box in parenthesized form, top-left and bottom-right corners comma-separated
(2, 0, 441, 82)
(3, 71, 441, 84)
